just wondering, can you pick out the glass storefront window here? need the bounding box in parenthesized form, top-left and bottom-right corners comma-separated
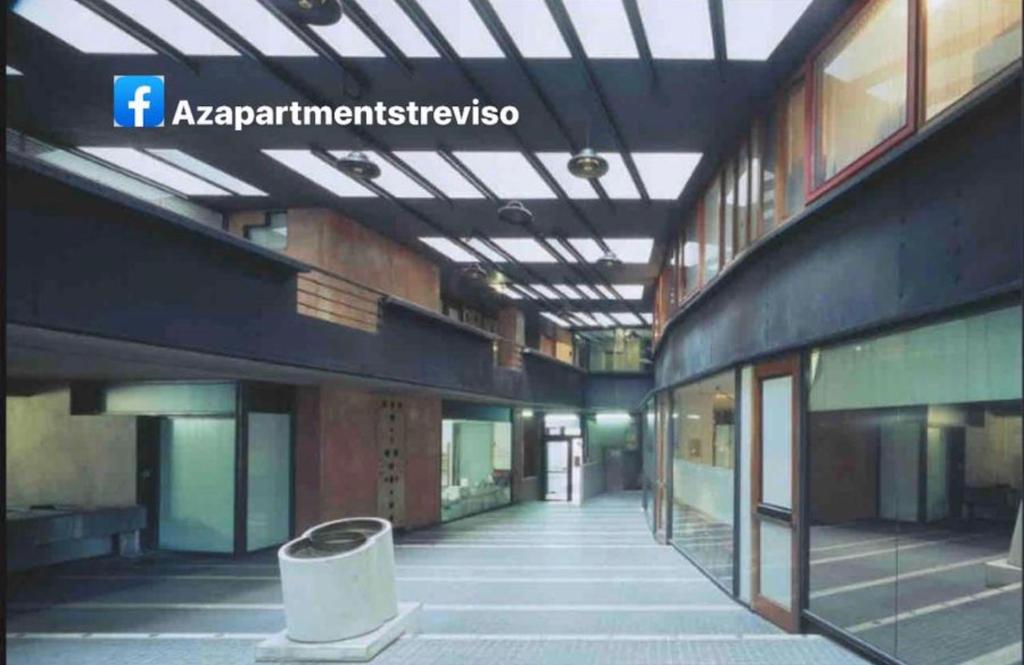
(723, 163, 736, 266)
(246, 412, 291, 552)
(812, 0, 909, 189)
(583, 328, 651, 372)
(441, 419, 512, 522)
(703, 176, 722, 283)
(642, 400, 657, 531)
(761, 110, 779, 233)
(924, 0, 1022, 120)
(683, 214, 700, 299)
(736, 140, 750, 253)
(750, 122, 763, 240)
(782, 81, 806, 215)
(807, 305, 1022, 664)
(671, 370, 737, 589)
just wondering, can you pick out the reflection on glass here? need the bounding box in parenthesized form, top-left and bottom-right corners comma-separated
(683, 215, 700, 298)
(750, 122, 763, 239)
(583, 328, 651, 372)
(736, 141, 750, 253)
(723, 163, 736, 266)
(703, 176, 721, 282)
(807, 305, 1023, 664)
(159, 417, 236, 553)
(761, 110, 779, 233)
(671, 370, 736, 589)
(247, 413, 291, 551)
(813, 0, 908, 187)
(783, 82, 806, 214)
(924, 0, 1021, 120)
(643, 400, 657, 531)
(441, 419, 512, 522)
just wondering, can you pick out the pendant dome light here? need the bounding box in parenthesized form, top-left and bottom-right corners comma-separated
(271, 0, 342, 25)
(567, 147, 609, 179)
(336, 150, 381, 180)
(462, 263, 489, 282)
(596, 250, 623, 268)
(497, 200, 534, 226)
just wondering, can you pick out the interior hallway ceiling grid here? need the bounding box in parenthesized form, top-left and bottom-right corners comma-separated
(6, 0, 851, 303)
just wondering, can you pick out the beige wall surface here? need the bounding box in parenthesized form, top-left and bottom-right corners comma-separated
(6, 387, 137, 507)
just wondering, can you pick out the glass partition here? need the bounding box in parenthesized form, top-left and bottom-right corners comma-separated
(703, 175, 722, 283)
(807, 305, 1022, 664)
(642, 399, 657, 531)
(441, 419, 513, 521)
(923, 0, 1021, 120)
(671, 370, 737, 589)
(246, 412, 291, 551)
(580, 328, 651, 372)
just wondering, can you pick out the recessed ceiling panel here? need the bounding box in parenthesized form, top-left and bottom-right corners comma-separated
(453, 151, 556, 199)
(103, 0, 238, 55)
(392, 151, 483, 198)
(262, 150, 375, 197)
(80, 148, 230, 196)
(13, 0, 154, 54)
(637, 0, 714, 59)
(611, 284, 645, 300)
(490, 0, 570, 58)
(147, 150, 266, 196)
(563, 0, 638, 59)
(723, 0, 814, 61)
(633, 152, 703, 199)
(418, 0, 503, 58)
(193, 0, 315, 56)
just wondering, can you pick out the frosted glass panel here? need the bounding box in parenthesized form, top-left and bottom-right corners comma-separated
(247, 413, 291, 551)
(442, 420, 513, 521)
(761, 377, 793, 509)
(760, 520, 792, 609)
(159, 417, 235, 553)
(105, 382, 236, 415)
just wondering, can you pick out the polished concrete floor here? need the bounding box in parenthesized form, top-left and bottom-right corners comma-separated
(6, 492, 867, 664)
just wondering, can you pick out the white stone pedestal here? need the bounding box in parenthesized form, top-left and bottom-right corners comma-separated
(255, 602, 420, 663)
(985, 501, 1022, 588)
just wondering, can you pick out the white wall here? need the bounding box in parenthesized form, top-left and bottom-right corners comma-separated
(6, 387, 137, 507)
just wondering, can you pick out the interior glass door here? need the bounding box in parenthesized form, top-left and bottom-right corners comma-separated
(545, 439, 570, 501)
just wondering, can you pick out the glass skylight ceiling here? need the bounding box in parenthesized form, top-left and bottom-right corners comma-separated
(453, 152, 556, 199)
(638, 0, 714, 59)
(563, 0, 637, 59)
(392, 152, 484, 199)
(568, 238, 654, 264)
(14, 0, 154, 54)
(420, 237, 476, 262)
(103, 0, 238, 56)
(80, 148, 230, 196)
(313, 16, 385, 58)
(633, 153, 703, 199)
(193, 0, 314, 57)
(262, 150, 376, 197)
(538, 311, 653, 329)
(531, 284, 644, 300)
(146, 150, 266, 196)
(723, 0, 814, 61)
(358, 1, 438, 58)
(328, 151, 432, 198)
(418, 0, 503, 58)
(490, 0, 570, 58)
(535, 152, 600, 200)
(490, 238, 557, 263)
(7, 66, 23, 76)
(419, 237, 653, 265)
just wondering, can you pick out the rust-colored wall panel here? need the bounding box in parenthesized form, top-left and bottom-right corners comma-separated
(402, 396, 442, 528)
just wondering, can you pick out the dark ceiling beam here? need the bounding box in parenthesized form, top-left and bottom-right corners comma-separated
(467, 0, 614, 209)
(437, 148, 499, 201)
(708, 0, 728, 79)
(396, 0, 614, 252)
(74, 0, 198, 73)
(621, 0, 659, 91)
(167, 0, 450, 207)
(342, 0, 415, 77)
(544, 0, 651, 203)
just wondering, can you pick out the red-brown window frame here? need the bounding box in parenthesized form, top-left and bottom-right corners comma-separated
(804, 0, 920, 202)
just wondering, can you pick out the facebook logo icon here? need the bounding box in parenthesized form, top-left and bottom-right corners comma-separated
(113, 75, 165, 128)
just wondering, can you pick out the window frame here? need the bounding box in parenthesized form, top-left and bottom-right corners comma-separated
(805, 0, 920, 202)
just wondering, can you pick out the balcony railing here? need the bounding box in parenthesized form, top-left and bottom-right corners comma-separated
(296, 268, 384, 333)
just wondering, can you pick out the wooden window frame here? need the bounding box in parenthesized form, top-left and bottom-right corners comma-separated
(805, 0, 919, 202)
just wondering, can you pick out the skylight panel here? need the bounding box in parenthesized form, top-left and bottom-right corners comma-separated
(262, 149, 375, 197)
(147, 150, 266, 196)
(494, 284, 523, 299)
(568, 238, 654, 264)
(392, 151, 483, 198)
(417, 0, 503, 58)
(14, 0, 154, 54)
(577, 284, 601, 299)
(419, 237, 476, 262)
(531, 284, 559, 299)
(553, 284, 580, 299)
(80, 148, 229, 196)
(641, 313, 654, 324)
(574, 312, 600, 327)
(637, 0, 714, 59)
(312, 16, 384, 57)
(491, 238, 557, 263)
(563, 0, 638, 59)
(633, 153, 702, 199)
(466, 238, 506, 263)
(592, 312, 617, 327)
(542, 312, 570, 328)
(193, 0, 314, 56)
(611, 284, 645, 300)
(452, 151, 555, 199)
(596, 285, 617, 299)
(7, 66, 23, 76)
(600, 153, 643, 199)
(723, 0, 813, 61)
(535, 152, 597, 199)
(611, 312, 644, 326)
(357, 1, 438, 57)
(328, 151, 431, 197)
(103, 0, 238, 55)
(490, 0, 569, 58)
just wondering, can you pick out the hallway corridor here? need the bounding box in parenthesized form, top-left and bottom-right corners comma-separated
(6, 492, 865, 664)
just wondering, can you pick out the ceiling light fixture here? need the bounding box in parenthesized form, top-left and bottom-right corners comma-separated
(462, 264, 490, 282)
(336, 151, 381, 180)
(272, 0, 342, 25)
(567, 147, 609, 179)
(497, 200, 534, 226)
(596, 250, 623, 268)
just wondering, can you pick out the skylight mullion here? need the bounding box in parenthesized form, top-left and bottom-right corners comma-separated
(14, 0, 155, 54)
(99, 0, 238, 56)
(80, 148, 232, 197)
(417, 0, 504, 58)
(348, 0, 438, 59)
(191, 0, 315, 56)
(489, 0, 569, 58)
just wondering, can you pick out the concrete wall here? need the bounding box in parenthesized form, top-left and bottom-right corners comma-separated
(5, 386, 136, 507)
(582, 461, 607, 501)
(294, 386, 441, 532)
